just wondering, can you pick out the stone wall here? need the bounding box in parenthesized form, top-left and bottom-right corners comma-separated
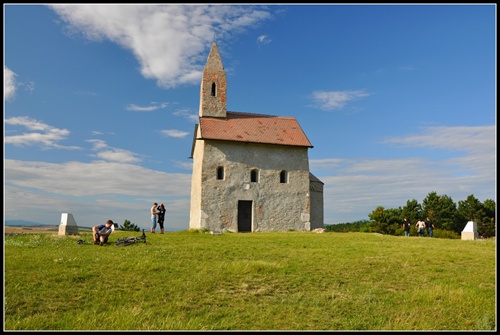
(309, 177, 324, 230)
(190, 140, 312, 232)
(189, 125, 205, 230)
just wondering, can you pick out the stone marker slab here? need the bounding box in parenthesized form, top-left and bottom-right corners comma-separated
(58, 213, 79, 236)
(461, 221, 478, 240)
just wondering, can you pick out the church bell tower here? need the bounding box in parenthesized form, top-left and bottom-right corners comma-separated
(199, 42, 227, 118)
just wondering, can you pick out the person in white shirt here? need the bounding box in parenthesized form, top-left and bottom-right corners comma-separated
(150, 203, 160, 233)
(415, 219, 426, 237)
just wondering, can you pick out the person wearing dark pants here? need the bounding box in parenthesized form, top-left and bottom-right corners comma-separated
(425, 217, 435, 237)
(402, 217, 411, 237)
(158, 203, 166, 234)
(92, 220, 114, 245)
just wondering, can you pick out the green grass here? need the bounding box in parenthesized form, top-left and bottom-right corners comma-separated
(4, 230, 496, 330)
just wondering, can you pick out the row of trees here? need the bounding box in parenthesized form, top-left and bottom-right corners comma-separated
(326, 192, 496, 238)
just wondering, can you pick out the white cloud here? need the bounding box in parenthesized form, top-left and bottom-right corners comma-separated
(126, 102, 169, 112)
(311, 90, 370, 111)
(173, 108, 198, 122)
(87, 139, 141, 163)
(161, 129, 189, 138)
(257, 35, 271, 44)
(310, 125, 496, 224)
(174, 160, 193, 170)
(87, 139, 109, 150)
(4, 118, 142, 163)
(4, 67, 35, 100)
(94, 149, 142, 163)
(382, 125, 494, 154)
(382, 125, 495, 177)
(4, 66, 17, 101)
(4, 116, 81, 150)
(4, 159, 192, 197)
(49, 4, 272, 89)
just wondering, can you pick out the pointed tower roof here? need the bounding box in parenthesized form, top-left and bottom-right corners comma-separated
(199, 42, 227, 118)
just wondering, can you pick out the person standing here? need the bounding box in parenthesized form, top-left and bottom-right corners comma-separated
(92, 220, 114, 245)
(416, 219, 425, 237)
(151, 202, 160, 233)
(425, 217, 435, 238)
(157, 203, 166, 234)
(402, 217, 411, 237)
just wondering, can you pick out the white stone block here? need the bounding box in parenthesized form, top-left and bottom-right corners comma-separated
(461, 221, 478, 240)
(60, 213, 78, 226)
(58, 213, 79, 235)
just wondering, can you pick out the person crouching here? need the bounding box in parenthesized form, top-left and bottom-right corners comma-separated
(92, 220, 114, 246)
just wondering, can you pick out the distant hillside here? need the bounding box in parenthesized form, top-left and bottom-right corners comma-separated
(4, 219, 50, 227)
(5, 220, 92, 230)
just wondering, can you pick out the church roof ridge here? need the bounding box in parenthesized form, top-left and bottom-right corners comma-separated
(199, 110, 313, 148)
(225, 111, 298, 120)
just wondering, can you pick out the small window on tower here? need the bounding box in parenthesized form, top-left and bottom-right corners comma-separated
(251, 169, 258, 183)
(280, 170, 288, 184)
(217, 166, 224, 180)
(211, 83, 216, 96)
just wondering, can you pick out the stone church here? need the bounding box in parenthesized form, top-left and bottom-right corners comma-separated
(189, 42, 324, 232)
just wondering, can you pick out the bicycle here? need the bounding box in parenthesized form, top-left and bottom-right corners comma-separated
(115, 229, 147, 246)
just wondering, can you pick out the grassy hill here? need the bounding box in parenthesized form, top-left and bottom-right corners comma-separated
(4, 230, 496, 331)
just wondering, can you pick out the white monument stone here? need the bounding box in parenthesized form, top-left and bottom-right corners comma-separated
(461, 221, 478, 240)
(58, 213, 79, 235)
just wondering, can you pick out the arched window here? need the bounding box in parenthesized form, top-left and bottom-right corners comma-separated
(279, 170, 288, 184)
(250, 169, 258, 183)
(217, 166, 224, 180)
(211, 83, 216, 96)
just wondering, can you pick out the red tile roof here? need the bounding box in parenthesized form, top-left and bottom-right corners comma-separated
(199, 112, 313, 148)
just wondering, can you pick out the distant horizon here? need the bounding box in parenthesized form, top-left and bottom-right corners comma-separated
(4, 218, 371, 230)
(4, 219, 180, 232)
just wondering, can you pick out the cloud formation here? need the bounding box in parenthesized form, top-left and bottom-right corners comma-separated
(4, 116, 80, 150)
(126, 102, 169, 112)
(49, 4, 272, 89)
(161, 129, 189, 138)
(257, 35, 272, 44)
(4, 66, 16, 101)
(311, 90, 370, 111)
(310, 125, 496, 224)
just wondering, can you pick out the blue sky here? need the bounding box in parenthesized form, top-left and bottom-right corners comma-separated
(4, 4, 496, 231)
